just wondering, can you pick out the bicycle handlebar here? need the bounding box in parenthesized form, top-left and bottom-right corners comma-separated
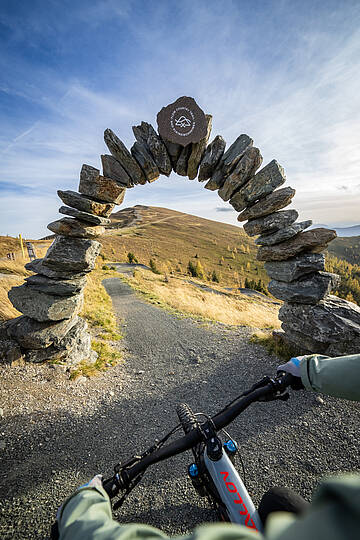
(103, 371, 296, 499)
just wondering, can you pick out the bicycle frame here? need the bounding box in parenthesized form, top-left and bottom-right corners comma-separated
(204, 446, 263, 532)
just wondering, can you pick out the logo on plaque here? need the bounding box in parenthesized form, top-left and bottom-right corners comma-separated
(157, 96, 207, 146)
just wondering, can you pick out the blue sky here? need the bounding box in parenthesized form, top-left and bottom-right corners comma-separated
(1, 0, 360, 238)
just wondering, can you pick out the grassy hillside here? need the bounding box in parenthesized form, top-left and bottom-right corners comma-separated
(102, 205, 268, 289)
(327, 236, 360, 265)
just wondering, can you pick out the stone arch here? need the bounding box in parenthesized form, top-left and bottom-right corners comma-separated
(2, 104, 360, 366)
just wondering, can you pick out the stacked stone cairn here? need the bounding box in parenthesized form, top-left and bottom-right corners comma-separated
(2, 115, 360, 366)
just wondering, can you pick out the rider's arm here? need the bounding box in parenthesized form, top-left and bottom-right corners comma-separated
(58, 485, 168, 540)
(299, 353, 360, 401)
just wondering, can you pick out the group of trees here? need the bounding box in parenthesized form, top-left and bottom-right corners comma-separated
(244, 278, 268, 295)
(326, 253, 360, 305)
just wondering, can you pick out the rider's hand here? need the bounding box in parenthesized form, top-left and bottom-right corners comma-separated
(78, 474, 104, 490)
(277, 357, 305, 389)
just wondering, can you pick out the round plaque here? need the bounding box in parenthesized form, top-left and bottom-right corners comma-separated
(157, 96, 208, 146)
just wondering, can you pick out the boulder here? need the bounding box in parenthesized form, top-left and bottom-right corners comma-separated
(78, 165, 126, 204)
(175, 144, 192, 176)
(255, 220, 312, 246)
(264, 253, 325, 282)
(257, 228, 337, 262)
(57, 190, 114, 217)
(7, 315, 80, 349)
(279, 295, 360, 347)
(268, 271, 340, 304)
(0, 338, 24, 365)
(237, 187, 296, 221)
(47, 217, 105, 239)
(42, 236, 101, 273)
(205, 134, 253, 190)
(279, 325, 328, 354)
(104, 128, 145, 185)
(187, 114, 212, 179)
(132, 122, 172, 176)
(101, 155, 134, 187)
(161, 138, 182, 169)
(25, 274, 86, 296)
(244, 210, 299, 237)
(8, 285, 83, 322)
(198, 135, 226, 182)
(25, 258, 86, 280)
(218, 147, 263, 201)
(229, 160, 286, 212)
(59, 206, 111, 225)
(131, 141, 159, 182)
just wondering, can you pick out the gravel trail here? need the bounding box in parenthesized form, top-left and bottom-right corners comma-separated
(0, 271, 359, 539)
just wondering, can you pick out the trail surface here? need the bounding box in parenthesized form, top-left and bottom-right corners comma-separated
(0, 269, 359, 539)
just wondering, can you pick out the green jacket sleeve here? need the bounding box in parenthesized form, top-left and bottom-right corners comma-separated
(299, 353, 360, 400)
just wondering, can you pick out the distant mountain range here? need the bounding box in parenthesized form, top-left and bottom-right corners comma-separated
(310, 224, 360, 237)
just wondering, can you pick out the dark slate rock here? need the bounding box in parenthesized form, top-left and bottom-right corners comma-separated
(268, 271, 340, 304)
(57, 190, 114, 217)
(132, 122, 171, 176)
(279, 295, 360, 345)
(205, 134, 253, 190)
(187, 114, 212, 179)
(59, 206, 111, 225)
(42, 236, 101, 273)
(175, 144, 192, 176)
(237, 187, 296, 221)
(198, 135, 226, 182)
(8, 284, 83, 322)
(47, 218, 105, 239)
(131, 141, 160, 182)
(25, 258, 87, 280)
(7, 315, 80, 349)
(255, 220, 312, 246)
(0, 338, 24, 365)
(218, 147, 263, 201)
(243, 210, 299, 236)
(161, 138, 183, 169)
(79, 165, 126, 204)
(229, 160, 286, 212)
(101, 155, 134, 187)
(104, 128, 145, 184)
(279, 325, 329, 354)
(257, 228, 337, 262)
(264, 253, 325, 282)
(157, 96, 208, 145)
(25, 274, 86, 296)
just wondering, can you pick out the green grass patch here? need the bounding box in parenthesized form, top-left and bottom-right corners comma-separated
(250, 331, 297, 361)
(70, 339, 123, 379)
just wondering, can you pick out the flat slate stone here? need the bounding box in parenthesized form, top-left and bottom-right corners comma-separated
(205, 134, 253, 191)
(79, 165, 126, 204)
(7, 315, 80, 349)
(264, 253, 325, 282)
(25, 258, 87, 280)
(229, 160, 286, 212)
(156, 96, 208, 146)
(198, 135, 226, 182)
(255, 220, 312, 246)
(104, 128, 145, 184)
(218, 147, 263, 201)
(42, 236, 101, 273)
(25, 274, 86, 296)
(243, 210, 299, 237)
(59, 206, 111, 225)
(47, 217, 105, 239)
(132, 122, 172, 176)
(101, 155, 134, 187)
(175, 144, 192, 176)
(279, 295, 360, 345)
(131, 141, 159, 182)
(8, 284, 83, 322)
(161, 138, 183, 169)
(237, 187, 296, 221)
(187, 114, 212, 180)
(257, 228, 337, 262)
(57, 190, 114, 217)
(268, 271, 340, 304)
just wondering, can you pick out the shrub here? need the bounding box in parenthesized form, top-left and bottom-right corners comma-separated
(211, 269, 220, 283)
(149, 258, 161, 274)
(102, 264, 110, 270)
(127, 252, 138, 264)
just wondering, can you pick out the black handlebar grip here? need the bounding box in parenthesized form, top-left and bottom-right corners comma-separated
(50, 521, 59, 540)
(277, 371, 304, 390)
(102, 476, 121, 499)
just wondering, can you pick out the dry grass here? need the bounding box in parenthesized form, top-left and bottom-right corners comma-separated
(124, 268, 280, 329)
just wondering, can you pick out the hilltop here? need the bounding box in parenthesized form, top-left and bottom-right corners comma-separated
(101, 205, 268, 288)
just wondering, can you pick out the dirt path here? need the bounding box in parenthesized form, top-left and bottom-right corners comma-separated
(0, 273, 359, 539)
